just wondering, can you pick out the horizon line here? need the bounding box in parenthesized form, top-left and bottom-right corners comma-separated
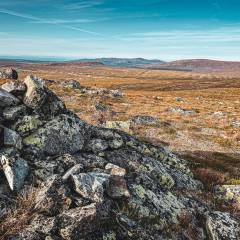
(0, 55, 240, 63)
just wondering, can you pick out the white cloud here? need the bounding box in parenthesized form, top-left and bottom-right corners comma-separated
(62, 1, 104, 10)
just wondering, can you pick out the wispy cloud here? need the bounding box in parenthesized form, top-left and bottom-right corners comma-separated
(0, 8, 102, 36)
(62, 1, 104, 10)
(29, 17, 110, 24)
(116, 26, 240, 43)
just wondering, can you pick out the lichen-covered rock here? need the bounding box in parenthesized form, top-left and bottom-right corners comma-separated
(30, 214, 57, 235)
(37, 87, 66, 120)
(3, 105, 27, 120)
(8, 229, 41, 240)
(56, 203, 101, 240)
(60, 80, 81, 89)
(23, 75, 46, 108)
(0, 154, 29, 191)
(34, 175, 71, 215)
(104, 120, 131, 133)
(23, 114, 88, 156)
(131, 115, 159, 126)
(85, 138, 108, 153)
(206, 211, 240, 240)
(4, 127, 22, 149)
(0, 89, 20, 107)
(128, 185, 185, 226)
(71, 172, 109, 203)
(12, 115, 43, 137)
(214, 185, 240, 206)
(0, 68, 18, 80)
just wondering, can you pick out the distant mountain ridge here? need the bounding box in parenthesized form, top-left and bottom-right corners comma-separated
(0, 57, 164, 68)
(72, 58, 165, 68)
(147, 59, 240, 71)
(1, 57, 240, 71)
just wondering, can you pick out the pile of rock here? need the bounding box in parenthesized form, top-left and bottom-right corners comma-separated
(0, 72, 239, 239)
(60, 80, 82, 90)
(80, 87, 123, 98)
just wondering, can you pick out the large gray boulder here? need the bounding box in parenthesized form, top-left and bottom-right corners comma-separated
(23, 114, 88, 156)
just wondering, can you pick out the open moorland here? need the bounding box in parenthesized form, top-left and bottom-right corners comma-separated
(0, 61, 238, 184)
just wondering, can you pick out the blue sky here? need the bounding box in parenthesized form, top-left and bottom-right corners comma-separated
(0, 0, 240, 60)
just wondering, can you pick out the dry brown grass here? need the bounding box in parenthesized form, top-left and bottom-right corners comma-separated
(0, 187, 38, 240)
(2, 63, 239, 182)
(194, 168, 226, 189)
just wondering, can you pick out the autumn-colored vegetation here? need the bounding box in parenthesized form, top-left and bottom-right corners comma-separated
(3, 63, 240, 183)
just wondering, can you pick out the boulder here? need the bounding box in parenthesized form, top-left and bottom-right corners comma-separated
(71, 172, 109, 203)
(23, 114, 88, 156)
(104, 120, 131, 133)
(206, 211, 240, 240)
(105, 163, 126, 176)
(85, 138, 108, 153)
(0, 68, 18, 80)
(23, 75, 46, 108)
(60, 80, 81, 89)
(0, 89, 20, 107)
(1, 154, 29, 191)
(106, 175, 130, 199)
(8, 229, 41, 240)
(131, 115, 159, 126)
(37, 87, 66, 119)
(3, 105, 27, 120)
(12, 115, 43, 137)
(1, 81, 26, 96)
(34, 175, 71, 215)
(110, 89, 123, 98)
(30, 214, 57, 235)
(56, 203, 101, 239)
(4, 127, 22, 149)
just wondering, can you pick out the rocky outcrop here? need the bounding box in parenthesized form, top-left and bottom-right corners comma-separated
(0, 73, 239, 240)
(0, 68, 18, 80)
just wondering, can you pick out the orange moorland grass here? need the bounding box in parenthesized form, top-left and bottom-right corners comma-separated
(5, 64, 240, 182)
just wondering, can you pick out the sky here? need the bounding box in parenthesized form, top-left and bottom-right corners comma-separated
(0, 0, 240, 61)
